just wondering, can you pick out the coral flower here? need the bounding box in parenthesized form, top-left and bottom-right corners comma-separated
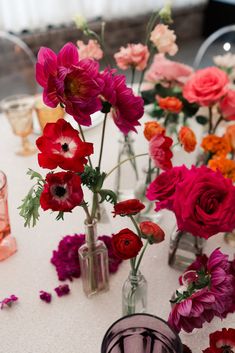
(178, 126, 197, 153)
(150, 24, 178, 56)
(114, 43, 150, 71)
(139, 221, 165, 244)
(157, 96, 183, 114)
(201, 135, 231, 158)
(36, 42, 104, 126)
(145, 54, 193, 86)
(149, 133, 173, 170)
(208, 158, 235, 182)
(36, 119, 93, 172)
(144, 121, 165, 141)
(40, 171, 83, 212)
(225, 124, 235, 151)
(77, 39, 103, 60)
(100, 69, 144, 134)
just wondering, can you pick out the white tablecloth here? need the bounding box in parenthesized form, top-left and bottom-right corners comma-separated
(0, 112, 234, 353)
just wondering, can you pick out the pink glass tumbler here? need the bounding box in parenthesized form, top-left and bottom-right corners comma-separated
(0, 171, 17, 261)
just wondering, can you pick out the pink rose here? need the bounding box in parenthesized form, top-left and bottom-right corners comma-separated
(146, 166, 187, 211)
(183, 67, 229, 106)
(114, 43, 150, 71)
(149, 133, 173, 171)
(77, 39, 103, 60)
(150, 24, 178, 56)
(173, 166, 235, 239)
(220, 89, 235, 120)
(139, 221, 165, 244)
(145, 54, 193, 86)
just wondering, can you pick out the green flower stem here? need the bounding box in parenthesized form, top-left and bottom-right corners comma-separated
(105, 153, 148, 179)
(78, 124, 93, 168)
(212, 115, 223, 134)
(208, 106, 213, 134)
(81, 201, 93, 224)
(91, 192, 99, 219)
(135, 241, 148, 274)
(130, 215, 142, 238)
(131, 66, 136, 87)
(98, 113, 108, 169)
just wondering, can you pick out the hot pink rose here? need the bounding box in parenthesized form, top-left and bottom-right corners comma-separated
(149, 133, 173, 171)
(145, 54, 193, 86)
(183, 67, 229, 106)
(173, 166, 235, 239)
(77, 39, 103, 60)
(146, 166, 188, 211)
(220, 89, 235, 120)
(114, 43, 150, 71)
(150, 24, 178, 56)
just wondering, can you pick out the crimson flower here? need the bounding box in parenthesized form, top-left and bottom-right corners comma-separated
(112, 228, 143, 260)
(149, 133, 173, 170)
(113, 199, 145, 217)
(100, 69, 144, 134)
(40, 172, 83, 212)
(36, 119, 93, 172)
(205, 328, 235, 353)
(36, 42, 104, 126)
(139, 221, 165, 244)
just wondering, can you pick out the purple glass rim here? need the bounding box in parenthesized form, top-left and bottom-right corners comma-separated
(101, 313, 183, 353)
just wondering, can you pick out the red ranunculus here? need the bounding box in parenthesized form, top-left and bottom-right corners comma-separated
(40, 172, 83, 212)
(112, 228, 143, 260)
(149, 133, 173, 170)
(173, 166, 235, 239)
(139, 221, 165, 244)
(36, 119, 93, 172)
(113, 199, 145, 217)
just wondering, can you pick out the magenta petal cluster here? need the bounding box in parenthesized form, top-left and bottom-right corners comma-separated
(168, 249, 235, 333)
(51, 233, 122, 281)
(0, 294, 18, 309)
(36, 42, 104, 126)
(100, 69, 144, 134)
(39, 291, 52, 303)
(54, 284, 70, 297)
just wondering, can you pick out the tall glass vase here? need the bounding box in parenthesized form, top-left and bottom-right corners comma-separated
(122, 270, 147, 316)
(78, 219, 109, 297)
(168, 227, 205, 271)
(115, 133, 139, 201)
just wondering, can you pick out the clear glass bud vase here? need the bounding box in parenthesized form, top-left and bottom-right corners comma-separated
(168, 227, 205, 271)
(115, 133, 139, 201)
(78, 219, 109, 297)
(122, 270, 147, 316)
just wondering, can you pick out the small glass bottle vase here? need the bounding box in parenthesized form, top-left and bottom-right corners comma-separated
(78, 219, 109, 297)
(115, 133, 139, 201)
(168, 228, 205, 271)
(122, 270, 147, 316)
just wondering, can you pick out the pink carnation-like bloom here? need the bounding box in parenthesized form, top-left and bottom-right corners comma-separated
(36, 42, 104, 126)
(146, 165, 187, 211)
(150, 24, 178, 56)
(168, 249, 235, 333)
(114, 43, 150, 71)
(145, 54, 193, 86)
(100, 69, 144, 134)
(183, 67, 229, 107)
(173, 166, 235, 239)
(77, 39, 103, 60)
(220, 89, 235, 121)
(149, 133, 173, 170)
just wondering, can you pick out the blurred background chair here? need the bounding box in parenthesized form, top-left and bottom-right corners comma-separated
(193, 24, 235, 69)
(0, 31, 38, 101)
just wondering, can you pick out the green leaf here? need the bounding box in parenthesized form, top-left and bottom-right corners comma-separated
(99, 189, 117, 204)
(27, 169, 45, 183)
(196, 115, 208, 125)
(18, 184, 43, 227)
(141, 89, 157, 105)
(55, 211, 65, 221)
(81, 166, 106, 192)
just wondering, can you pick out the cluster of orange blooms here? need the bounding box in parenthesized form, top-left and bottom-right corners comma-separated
(157, 96, 183, 114)
(201, 135, 231, 158)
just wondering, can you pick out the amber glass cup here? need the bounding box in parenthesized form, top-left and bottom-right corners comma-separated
(35, 94, 65, 131)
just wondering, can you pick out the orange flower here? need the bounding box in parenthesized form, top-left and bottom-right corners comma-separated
(201, 135, 231, 158)
(178, 126, 197, 153)
(225, 124, 235, 151)
(157, 96, 183, 113)
(208, 158, 235, 182)
(144, 121, 165, 141)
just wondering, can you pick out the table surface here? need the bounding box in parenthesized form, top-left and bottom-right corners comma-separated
(0, 112, 234, 353)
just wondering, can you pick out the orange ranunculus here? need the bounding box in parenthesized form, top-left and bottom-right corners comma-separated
(144, 121, 165, 141)
(208, 158, 235, 182)
(157, 96, 183, 113)
(178, 126, 197, 153)
(201, 134, 231, 158)
(225, 124, 235, 151)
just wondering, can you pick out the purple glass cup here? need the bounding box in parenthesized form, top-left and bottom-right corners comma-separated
(101, 314, 182, 353)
